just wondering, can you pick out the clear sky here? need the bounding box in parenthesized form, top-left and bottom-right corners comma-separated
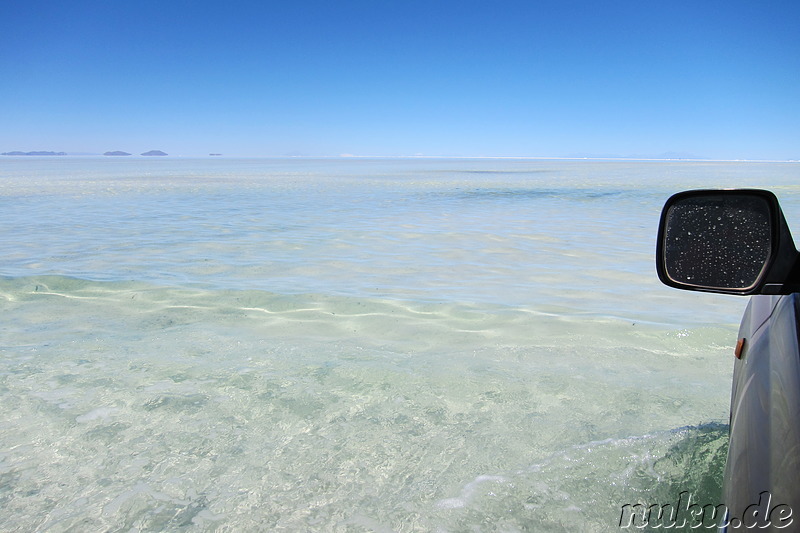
(2, 0, 798, 159)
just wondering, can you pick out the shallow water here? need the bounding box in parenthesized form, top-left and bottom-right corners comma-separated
(1, 157, 799, 531)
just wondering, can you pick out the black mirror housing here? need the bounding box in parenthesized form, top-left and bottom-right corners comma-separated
(656, 189, 800, 295)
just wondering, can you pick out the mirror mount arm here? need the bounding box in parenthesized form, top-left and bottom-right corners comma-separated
(758, 210, 800, 295)
(763, 253, 800, 295)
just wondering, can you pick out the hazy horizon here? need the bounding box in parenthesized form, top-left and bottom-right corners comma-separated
(2, 152, 798, 162)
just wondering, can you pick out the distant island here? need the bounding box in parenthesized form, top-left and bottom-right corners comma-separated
(141, 150, 167, 156)
(210, 153, 222, 156)
(104, 151, 131, 156)
(2, 151, 67, 156)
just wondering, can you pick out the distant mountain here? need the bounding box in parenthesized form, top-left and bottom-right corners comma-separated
(2, 151, 67, 156)
(631, 151, 707, 160)
(562, 151, 707, 160)
(104, 151, 131, 156)
(141, 150, 167, 156)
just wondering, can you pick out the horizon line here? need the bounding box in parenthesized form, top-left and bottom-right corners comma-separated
(2, 153, 798, 163)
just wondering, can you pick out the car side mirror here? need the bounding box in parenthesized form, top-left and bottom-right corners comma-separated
(656, 189, 800, 295)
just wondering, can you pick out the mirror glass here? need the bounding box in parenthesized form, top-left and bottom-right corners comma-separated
(663, 194, 773, 289)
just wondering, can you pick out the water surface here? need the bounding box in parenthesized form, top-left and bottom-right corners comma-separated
(2, 157, 798, 531)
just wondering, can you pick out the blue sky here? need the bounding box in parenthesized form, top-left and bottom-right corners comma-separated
(2, 0, 799, 159)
